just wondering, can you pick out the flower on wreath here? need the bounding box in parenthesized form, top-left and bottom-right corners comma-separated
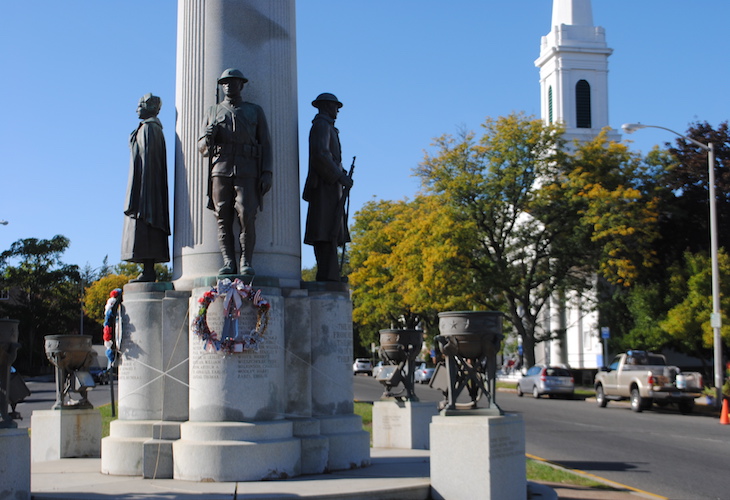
(192, 278, 271, 355)
(102, 288, 122, 366)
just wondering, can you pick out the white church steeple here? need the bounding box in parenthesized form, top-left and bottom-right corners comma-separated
(535, 0, 620, 144)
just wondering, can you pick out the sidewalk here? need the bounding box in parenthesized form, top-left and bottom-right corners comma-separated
(29, 448, 653, 500)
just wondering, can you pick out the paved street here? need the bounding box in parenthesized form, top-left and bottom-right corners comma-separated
(12, 374, 118, 428)
(355, 374, 729, 500)
(14, 374, 728, 499)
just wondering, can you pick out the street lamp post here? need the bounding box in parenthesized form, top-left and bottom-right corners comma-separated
(623, 123, 723, 408)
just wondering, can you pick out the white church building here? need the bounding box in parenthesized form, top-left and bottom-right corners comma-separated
(530, 0, 621, 374)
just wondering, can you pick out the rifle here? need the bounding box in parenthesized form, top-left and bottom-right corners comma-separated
(338, 156, 356, 274)
(205, 85, 221, 210)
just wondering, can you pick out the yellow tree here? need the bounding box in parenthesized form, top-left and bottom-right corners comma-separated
(349, 196, 477, 349)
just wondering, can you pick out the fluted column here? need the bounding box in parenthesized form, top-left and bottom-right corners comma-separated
(173, 0, 300, 290)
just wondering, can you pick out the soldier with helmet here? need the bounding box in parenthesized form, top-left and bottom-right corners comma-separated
(198, 68, 273, 276)
(303, 92, 353, 282)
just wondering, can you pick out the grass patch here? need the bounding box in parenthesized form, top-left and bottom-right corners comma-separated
(99, 403, 117, 438)
(526, 458, 617, 490)
(354, 401, 373, 445)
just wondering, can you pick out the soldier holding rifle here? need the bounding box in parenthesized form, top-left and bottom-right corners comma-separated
(303, 93, 354, 282)
(198, 68, 273, 276)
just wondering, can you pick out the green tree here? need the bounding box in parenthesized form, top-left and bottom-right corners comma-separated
(83, 274, 132, 326)
(660, 250, 730, 358)
(414, 114, 663, 366)
(349, 195, 476, 349)
(113, 262, 171, 281)
(0, 235, 80, 372)
(415, 114, 581, 367)
(664, 121, 730, 254)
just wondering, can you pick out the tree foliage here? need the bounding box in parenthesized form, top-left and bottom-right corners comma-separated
(349, 196, 476, 349)
(659, 250, 730, 356)
(83, 274, 132, 326)
(0, 235, 80, 372)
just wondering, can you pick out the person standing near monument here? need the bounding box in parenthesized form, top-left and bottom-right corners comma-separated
(121, 93, 170, 282)
(198, 68, 273, 276)
(303, 93, 353, 282)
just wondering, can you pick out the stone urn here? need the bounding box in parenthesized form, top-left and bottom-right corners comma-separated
(378, 329, 422, 363)
(0, 319, 21, 427)
(44, 334, 95, 409)
(437, 311, 502, 358)
(377, 329, 423, 401)
(435, 311, 503, 413)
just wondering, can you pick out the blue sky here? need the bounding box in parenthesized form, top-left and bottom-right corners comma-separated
(1, 1, 727, 272)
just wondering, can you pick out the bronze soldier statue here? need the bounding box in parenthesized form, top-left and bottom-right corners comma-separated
(121, 93, 170, 282)
(198, 68, 273, 276)
(303, 93, 353, 282)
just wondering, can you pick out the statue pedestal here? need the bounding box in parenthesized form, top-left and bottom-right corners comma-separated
(0, 428, 30, 499)
(373, 400, 439, 450)
(430, 414, 526, 500)
(102, 280, 369, 481)
(31, 409, 101, 462)
(101, 282, 190, 477)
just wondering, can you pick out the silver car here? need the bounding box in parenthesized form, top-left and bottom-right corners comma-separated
(517, 365, 574, 399)
(353, 358, 373, 376)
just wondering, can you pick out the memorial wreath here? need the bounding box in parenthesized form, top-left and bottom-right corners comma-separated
(103, 288, 122, 366)
(192, 278, 271, 355)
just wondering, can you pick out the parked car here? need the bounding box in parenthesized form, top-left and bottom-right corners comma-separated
(372, 361, 384, 378)
(414, 362, 435, 384)
(594, 350, 703, 413)
(516, 365, 574, 399)
(353, 358, 373, 376)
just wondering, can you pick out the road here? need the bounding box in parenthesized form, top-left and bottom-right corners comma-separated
(11, 374, 118, 428)
(13, 374, 728, 499)
(354, 374, 730, 500)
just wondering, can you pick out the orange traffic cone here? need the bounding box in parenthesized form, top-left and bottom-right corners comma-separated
(721, 398, 729, 425)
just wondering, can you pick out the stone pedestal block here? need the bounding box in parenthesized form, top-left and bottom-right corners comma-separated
(31, 409, 101, 462)
(118, 283, 189, 421)
(318, 414, 371, 471)
(0, 428, 30, 500)
(308, 286, 354, 416)
(284, 289, 313, 418)
(102, 284, 189, 477)
(188, 285, 286, 422)
(290, 418, 328, 475)
(101, 420, 155, 475)
(430, 414, 526, 500)
(373, 400, 439, 450)
(173, 420, 300, 481)
(143, 439, 174, 479)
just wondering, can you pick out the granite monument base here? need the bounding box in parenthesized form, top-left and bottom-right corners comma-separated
(373, 400, 439, 450)
(0, 427, 30, 500)
(31, 409, 101, 462)
(430, 413, 526, 500)
(101, 283, 189, 477)
(101, 420, 181, 478)
(317, 414, 371, 471)
(173, 420, 301, 481)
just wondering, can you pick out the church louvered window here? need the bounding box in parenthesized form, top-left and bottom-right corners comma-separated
(576, 80, 591, 128)
(548, 86, 553, 124)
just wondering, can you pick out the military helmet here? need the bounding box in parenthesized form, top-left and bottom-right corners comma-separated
(312, 92, 343, 109)
(217, 68, 248, 83)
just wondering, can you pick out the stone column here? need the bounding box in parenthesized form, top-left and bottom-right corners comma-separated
(172, 0, 300, 290)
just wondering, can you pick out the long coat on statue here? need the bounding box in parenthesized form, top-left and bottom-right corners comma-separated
(121, 116, 170, 263)
(303, 113, 350, 246)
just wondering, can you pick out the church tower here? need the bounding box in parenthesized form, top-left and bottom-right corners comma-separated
(535, 0, 620, 144)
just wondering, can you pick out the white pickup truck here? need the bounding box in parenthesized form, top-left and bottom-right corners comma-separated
(594, 350, 703, 414)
